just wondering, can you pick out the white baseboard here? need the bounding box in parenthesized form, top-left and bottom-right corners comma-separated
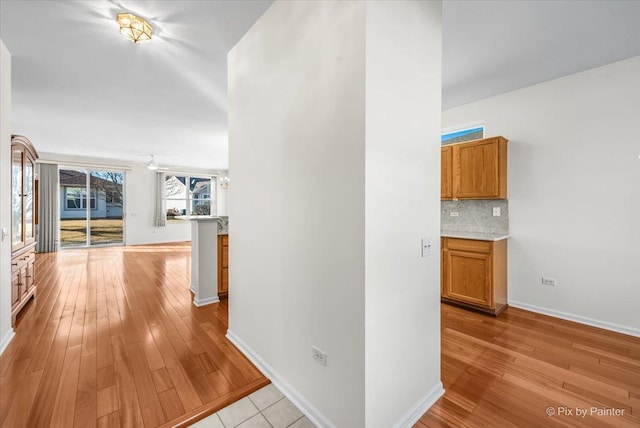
(226, 329, 337, 428)
(190, 284, 196, 293)
(508, 300, 640, 338)
(193, 296, 220, 307)
(392, 381, 444, 428)
(0, 329, 15, 356)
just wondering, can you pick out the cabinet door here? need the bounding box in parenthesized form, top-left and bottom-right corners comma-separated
(443, 249, 492, 308)
(24, 156, 35, 245)
(12, 149, 24, 251)
(218, 235, 229, 294)
(441, 146, 453, 199)
(453, 139, 500, 199)
(26, 260, 35, 292)
(220, 268, 228, 293)
(11, 271, 21, 307)
(19, 267, 29, 299)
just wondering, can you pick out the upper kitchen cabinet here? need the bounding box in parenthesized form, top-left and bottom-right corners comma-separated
(441, 145, 453, 199)
(441, 136, 508, 200)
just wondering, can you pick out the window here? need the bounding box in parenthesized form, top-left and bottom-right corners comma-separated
(441, 126, 484, 145)
(165, 175, 214, 222)
(65, 187, 96, 210)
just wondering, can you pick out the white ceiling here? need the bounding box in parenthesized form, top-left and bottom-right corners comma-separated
(1, 1, 639, 170)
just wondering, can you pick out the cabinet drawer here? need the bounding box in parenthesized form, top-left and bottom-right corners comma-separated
(444, 238, 491, 253)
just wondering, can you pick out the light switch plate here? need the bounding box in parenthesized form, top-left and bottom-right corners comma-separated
(1, 227, 7, 242)
(421, 238, 432, 257)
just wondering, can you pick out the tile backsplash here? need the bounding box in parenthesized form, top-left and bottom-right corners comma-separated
(441, 200, 509, 234)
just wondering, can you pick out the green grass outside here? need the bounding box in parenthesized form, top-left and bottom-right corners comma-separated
(60, 218, 123, 246)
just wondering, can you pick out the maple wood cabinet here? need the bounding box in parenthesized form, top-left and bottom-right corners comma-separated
(441, 237, 507, 316)
(218, 234, 228, 296)
(441, 136, 508, 200)
(11, 135, 38, 324)
(441, 145, 453, 199)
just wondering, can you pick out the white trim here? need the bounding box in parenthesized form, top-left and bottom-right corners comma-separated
(226, 329, 337, 428)
(391, 381, 444, 428)
(190, 284, 196, 294)
(192, 296, 220, 307)
(0, 329, 15, 356)
(509, 300, 640, 338)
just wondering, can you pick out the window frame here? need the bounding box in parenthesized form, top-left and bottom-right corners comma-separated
(164, 174, 215, 222)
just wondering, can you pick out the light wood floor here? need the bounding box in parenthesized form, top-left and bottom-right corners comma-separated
(417, 303, 640, 427)
(0, 243, 268, 428)
(3, 244, 639, 428)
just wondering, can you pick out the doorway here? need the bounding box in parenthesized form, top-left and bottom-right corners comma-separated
(59, 168, 125, 247)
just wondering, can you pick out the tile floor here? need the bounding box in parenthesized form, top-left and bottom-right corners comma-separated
(190, 384, 316, 428)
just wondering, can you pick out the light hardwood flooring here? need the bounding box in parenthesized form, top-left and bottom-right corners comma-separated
(0, 243, 268, 428)
(3, 243, 639, 428)
(417, 303, 640, 427)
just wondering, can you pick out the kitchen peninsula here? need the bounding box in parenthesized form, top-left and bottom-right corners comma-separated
(177, 215, 228, 306)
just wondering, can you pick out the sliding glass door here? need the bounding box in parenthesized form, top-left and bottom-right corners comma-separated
(59, 168, 124, 248)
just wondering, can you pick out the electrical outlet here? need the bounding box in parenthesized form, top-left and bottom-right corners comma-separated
(450, 212, 459, 217)
(541, 277, 557, 286)
(312, 346, 327, 366)
(493, 207, 501, 217)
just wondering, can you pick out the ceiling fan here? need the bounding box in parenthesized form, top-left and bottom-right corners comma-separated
(144, 154, 170, 171)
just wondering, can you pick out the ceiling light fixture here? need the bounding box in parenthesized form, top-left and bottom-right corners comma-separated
(219, 176, 229, 189)
(117, 13, 152, 44)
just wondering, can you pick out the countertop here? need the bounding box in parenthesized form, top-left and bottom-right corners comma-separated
(441, 230, 510, 241)
(174, 215, 220, 222)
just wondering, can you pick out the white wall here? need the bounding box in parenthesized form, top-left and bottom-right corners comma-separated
(216, 174, 228, 216)
(364, 2, 443, 426)
(0, 39, 13, 353)
(228, 1, 442, 427)
(443, 56, 640, 335)
(228, 2, 366, 426)
(125, 166, 191, 245)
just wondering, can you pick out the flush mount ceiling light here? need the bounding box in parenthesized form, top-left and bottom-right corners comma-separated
(117, 13, 152, 44)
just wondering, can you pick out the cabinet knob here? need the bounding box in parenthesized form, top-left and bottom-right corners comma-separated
(12, 262, 18, 266)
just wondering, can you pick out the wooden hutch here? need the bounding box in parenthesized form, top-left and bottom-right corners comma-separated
(11, 135, 38, 324)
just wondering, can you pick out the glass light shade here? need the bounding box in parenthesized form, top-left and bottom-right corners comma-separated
(117, 13, 152, 44)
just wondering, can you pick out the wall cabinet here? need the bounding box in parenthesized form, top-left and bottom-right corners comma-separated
(11, 135, 39, 324)
(441, 237, 507, 316)
(218, 234, 228, 296)
(441, 145, 453, 199)
(441, 136, 508, 200)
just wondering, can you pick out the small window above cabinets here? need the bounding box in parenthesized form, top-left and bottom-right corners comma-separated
(441, 136, 508, 200)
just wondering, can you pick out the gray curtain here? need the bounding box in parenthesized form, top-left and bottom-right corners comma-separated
(37, 163, 59, 253)
(155, 171, 166, 227)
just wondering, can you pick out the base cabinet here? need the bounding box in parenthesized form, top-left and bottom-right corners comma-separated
(11, 245, 36, 324)
(441, 237, 507, 316)
(218, 234, 228, 296)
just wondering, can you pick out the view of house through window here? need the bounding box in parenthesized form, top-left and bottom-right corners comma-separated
(165, 175, 214, 222)
(59, 168, 124, 247)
